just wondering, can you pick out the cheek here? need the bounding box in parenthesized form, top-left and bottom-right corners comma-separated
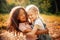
(20, 17, 25, 20)
(28, 16, 35, 21)
(32, 15, 37, 20)
(19, 17, 22, 20)
(34, 16, 37, 19)
(20, 16, 23, 18)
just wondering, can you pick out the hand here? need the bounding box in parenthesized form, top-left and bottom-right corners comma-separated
(34, 25, 39, 29)
(36, 29, 48, 35)
(26, 32, 37, 39)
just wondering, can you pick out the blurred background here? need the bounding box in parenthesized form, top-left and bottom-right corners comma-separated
(0, 0, 60, 32)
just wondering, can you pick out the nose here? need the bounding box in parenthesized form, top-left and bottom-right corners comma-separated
(23, 15, 25, 17)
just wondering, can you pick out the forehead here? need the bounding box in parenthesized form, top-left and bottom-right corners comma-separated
(29, 7, 38, 11)
(19, 9, 26, 15)
(19, 9, 25, 13)
(28, 7, 38, 15)
(19, 8, 24, 11)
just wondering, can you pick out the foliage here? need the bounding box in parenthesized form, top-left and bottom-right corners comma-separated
(29, 0, 51, 13)
(0, 0, 60, 15)
(0, 0, 15, 13)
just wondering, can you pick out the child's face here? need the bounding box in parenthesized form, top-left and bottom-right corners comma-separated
(28, 8, 38, 23)
(18, 9, 27, 22)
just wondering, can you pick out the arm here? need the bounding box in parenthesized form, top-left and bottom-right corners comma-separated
(28, 25, 39, 34)
(26, 25, 38, 40)
(36, 28, 48, 35)
(19, 23, 32, 33)
(34, 18, 48, 35)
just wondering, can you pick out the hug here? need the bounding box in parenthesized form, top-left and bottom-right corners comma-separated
(0, 5, 51, 40)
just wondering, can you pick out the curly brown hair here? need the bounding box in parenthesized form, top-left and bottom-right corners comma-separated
(7, 7, 28, 33)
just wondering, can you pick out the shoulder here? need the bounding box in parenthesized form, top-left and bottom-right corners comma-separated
(34, 18, 44, 25)
(34, 18, 46, 29)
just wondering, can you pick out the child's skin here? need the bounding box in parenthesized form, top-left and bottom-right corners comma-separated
(18, 9, 32, 32)
(18, 8, 40, 33)
(18, 8, 27, 22)
(27, 8, 38, 23)
(18, 8, 48, 40)
(18, 8, 39, 40)
(27, 7, 48, 35)
(18, 8, 39, 34)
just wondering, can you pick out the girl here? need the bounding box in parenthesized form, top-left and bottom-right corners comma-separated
(8, 6, 39, 40)
(6, 6, 33, 40)
(26, 5, 51, 40)
(0, 6, 31, 40)
(0, 6, 39, 40)
(7, 6, 32, 33)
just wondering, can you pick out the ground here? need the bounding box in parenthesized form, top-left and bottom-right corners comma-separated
(0, 13, 60, 28)
(0, 13, 60, 40)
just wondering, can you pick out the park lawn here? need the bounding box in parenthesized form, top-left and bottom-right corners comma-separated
(0, 13, 9, 27)
(40, 14, 60, 28)
(40, 14, 60, 23)
(0, 13, 60, 28)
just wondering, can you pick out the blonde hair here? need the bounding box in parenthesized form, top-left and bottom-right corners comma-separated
(26, 4, 40, 18)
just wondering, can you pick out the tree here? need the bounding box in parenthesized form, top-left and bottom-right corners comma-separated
(29, 0, 51, 13)
(0, 0, 8, 13)
(0, 0, 15, 13)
